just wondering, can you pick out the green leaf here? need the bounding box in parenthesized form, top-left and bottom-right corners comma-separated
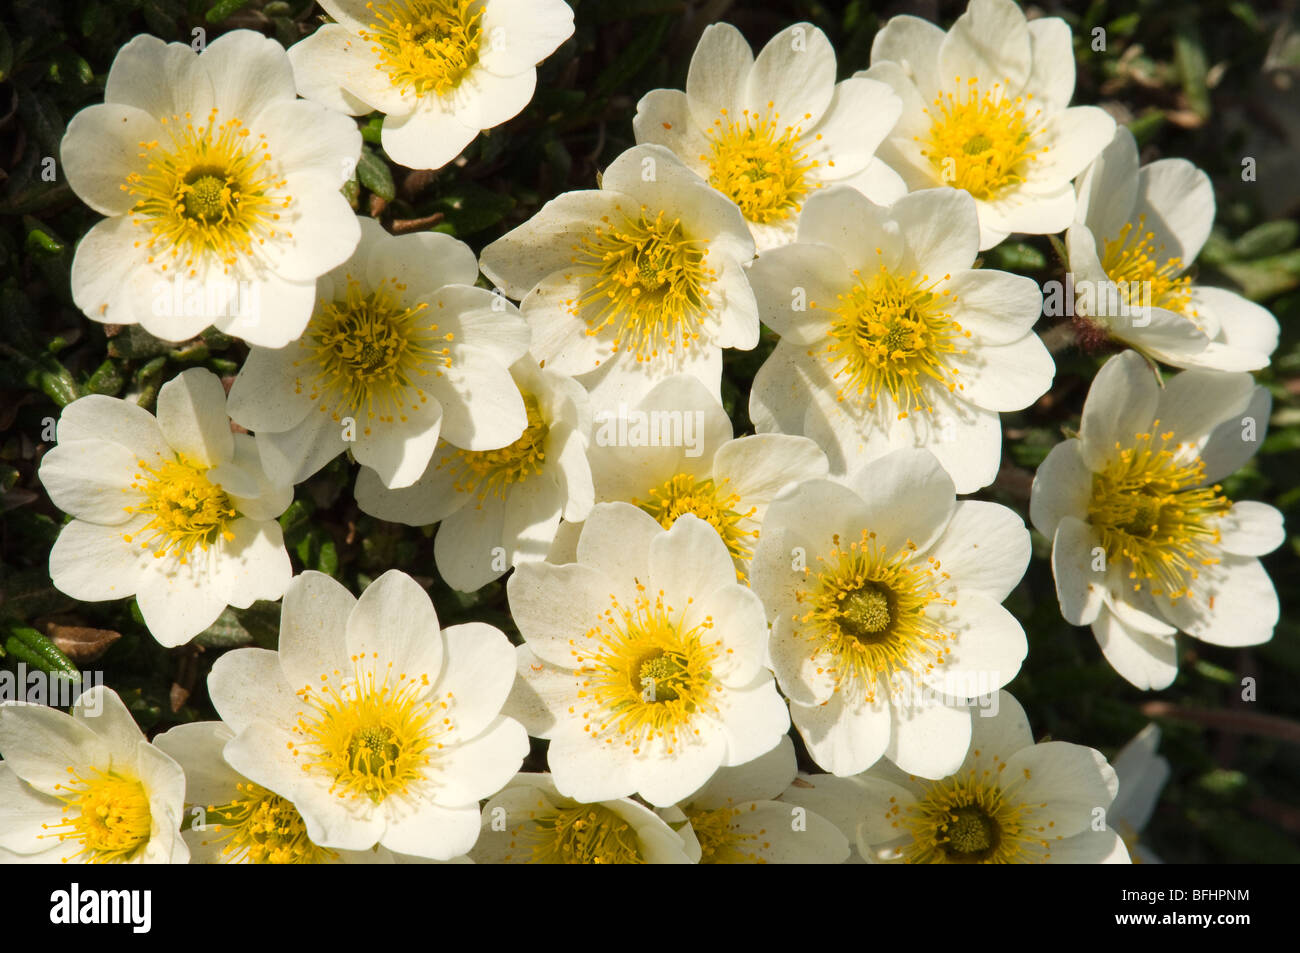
(1233, 221, 1299, 260)
(30, 357, 80, 406)
(357, 147, 396, 201)
(108, 325, 172, 360)
(317, 539, 339, 576)
(16, 89, 65, 158)
(985, 241, 1047, 272)
(86, 358, 125, 396)
(278, 498, 313, 534)
(194, 607, 254, 649)
(432, 183, 515, 236)
(4, 626, 82, 681)
(1173, 24, 1210, 120)
(206, 0, 252, 24)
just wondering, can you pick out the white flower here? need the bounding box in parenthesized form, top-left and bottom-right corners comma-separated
(816, 690, 1130, 863)
(470, 773, 698, 864)
(505, 504, 789, 807)
(227, 216, 531, 489)
(154, 721, 394, 864)
(1110, 724, 1170, 864)
(548, 374, 827, 576)
(1029, 349, 1281, 689)
(750, 448, 1030, 778)
(289, 0, 573, 170)
(40, 368, 293, 648)
(61, 31, 362, 347)
(860, 0, 1115, 249)
(748, 185, 1051, 493)
(479, 144, 759, 409)
(666, 736, 849, 864)
(633, 21, 903, 251)
(207, 570, 529, 860)
(1067, 127, 1279, 371)
(354, 356, 593, 591)
(0, 686, 188, 864)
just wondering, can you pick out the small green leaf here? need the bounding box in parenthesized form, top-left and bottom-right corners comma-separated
(278, 498, 313, 534)
(1233, 221, 1299, 260)
(194, 608, 254, 649)
(5, 626, 82, 681)
(206, 0, 252, 24)
(357, 147, 396, 201)
(86, 358, 125, 396)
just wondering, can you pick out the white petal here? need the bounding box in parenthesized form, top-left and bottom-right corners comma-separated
(685, 23, 754, 130)
(885, 694, 972, 779)
(1215, 501, 1285, 557)
(155, 368, 234, 467)
(1090, 603, 1178, 690)
(1028, 439, 1092, 539)
(432, 623, 521, 740)
(1052, 516, 1106, 626)
(926, 500, 1030, 603)
(345, 570, 444, 687)
(1079, 350, 1159, 471)
(947, 332, 1054, 413)
(790, 690, 892, 777)
(278, 571, 357, 692)
(744, 23, 837, 126)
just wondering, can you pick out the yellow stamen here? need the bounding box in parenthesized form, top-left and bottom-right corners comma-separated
(821, 265, 966, 417)
(362, 0, 482, 97)
(290, 654, 447, 805)
(446, 392, 549, 503)
(1087, 420, 1229, 598)
(123, 455, 236, 563)
(634, 473, 758, 571)
(919, 77, 1046, 200)
(894, 760, 1047, 863)
(202, 782, 336, 864)
(524, 804, 645, 864)
(41, 768, 152, 864)
(1100, 216, 1195, 316)
(566, 209, 714, 361)
(298, 275, 452, 430)
(124, 108, 290, 275)
(795, 529, 955, 703)
(573, 584, 719, 754)
(702, 107, 819, 223)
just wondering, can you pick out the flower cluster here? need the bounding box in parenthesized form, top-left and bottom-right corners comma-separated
(3, 0, 1284, 865)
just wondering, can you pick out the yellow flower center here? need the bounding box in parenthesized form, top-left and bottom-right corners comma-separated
(202, 781, 336, 864)
(702, 105, 820, 224)
(796, 530, 955, 702)
(1086, 420, 1229, 599)
(900, 759, 1046, 863)
(567, 209, 714, 361)
(299, 275, 452, 436)
(820, 264, 967, 418)
(447, 392, 550, 502)
(124, 108, 291, 276)
(289, 653, 449, 805)
(42, 768, 152, 863)
(1100, 216, 1196, 317)
(634, 473, 758, 570)
(687, 804, 765, 864)
(573, 584, 720, 753)
(525, 804, 645, 864)
(919, 77, 1046, 200)
(123, 455, 237, 563)
(362, 0, 482, 97)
